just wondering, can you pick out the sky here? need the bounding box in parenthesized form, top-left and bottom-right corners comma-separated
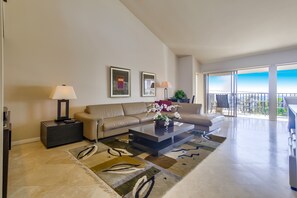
(209, 69, 297, 93)
(237, 72, 268, 93)
(277, 69, 297, 93)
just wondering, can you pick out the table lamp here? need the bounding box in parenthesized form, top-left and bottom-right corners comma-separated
(160, 81, 171, 100)
(49, 84, 77, 122)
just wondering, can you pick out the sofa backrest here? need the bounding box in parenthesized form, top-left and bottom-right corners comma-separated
(86, 104, 124, 118)
(177, 103, 202, 115)
(122, 102, 147, 115)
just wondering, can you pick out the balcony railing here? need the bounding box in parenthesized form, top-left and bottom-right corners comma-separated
(208, 92, 297, 117)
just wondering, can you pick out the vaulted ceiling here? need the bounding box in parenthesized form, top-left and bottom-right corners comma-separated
(121, 0, 297, 64)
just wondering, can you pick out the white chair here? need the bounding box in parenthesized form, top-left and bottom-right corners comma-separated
(284, 96, 297, 131)
(284, 96, 297, 107)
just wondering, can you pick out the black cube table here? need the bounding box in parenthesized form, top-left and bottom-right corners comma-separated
(129, 122, 194, 156)
(40, 120, 83, 148)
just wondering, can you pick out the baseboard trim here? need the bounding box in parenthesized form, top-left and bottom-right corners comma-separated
(12, 137, 40, 146)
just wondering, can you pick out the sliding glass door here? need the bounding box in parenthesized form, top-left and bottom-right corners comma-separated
(277, 64, 297, 120)
(204, 65, 297, 120)
(205, 71, 237, 117)
(237, 68, 269, 118)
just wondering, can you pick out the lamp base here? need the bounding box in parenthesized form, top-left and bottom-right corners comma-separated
(64, 119, 76, 124)
(55, 99, 70, 123)
(164, 88, 168, 100)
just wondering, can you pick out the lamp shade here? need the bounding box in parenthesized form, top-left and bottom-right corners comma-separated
(160, 81, 171, 88)
(49, 85, 77, 100)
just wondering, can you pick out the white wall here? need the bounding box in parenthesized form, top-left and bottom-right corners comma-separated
(164, 47, 177, 98)
(4, 0, 177, 141)
(177, 56, 192, 97)
(269, 65, 277, 121)
(176, 55, 200, 100)
(195, 72, 205, 112)
(192, 57, 205, 111)
(201, 48, 297, 73)
(192, 56, 199, 97)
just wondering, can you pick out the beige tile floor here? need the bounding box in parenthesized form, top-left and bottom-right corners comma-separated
(8, 117, 297, 198)
(8, 141, 119, 198)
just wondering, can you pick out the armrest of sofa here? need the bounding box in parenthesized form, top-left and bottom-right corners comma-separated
(74, 112, 104, 140)
(177, 103, 202, 115)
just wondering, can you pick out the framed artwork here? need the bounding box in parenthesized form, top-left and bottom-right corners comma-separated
(110, 66, 131, 97)
(141, 72, 156, 97)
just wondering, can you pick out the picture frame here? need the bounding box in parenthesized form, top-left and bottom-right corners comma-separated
(110, 66, 131, 97)
(141, 72, 156, 97)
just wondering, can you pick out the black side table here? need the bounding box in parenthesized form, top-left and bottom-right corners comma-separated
(40, 120, 83, 148)
(3, 124, 11, 198)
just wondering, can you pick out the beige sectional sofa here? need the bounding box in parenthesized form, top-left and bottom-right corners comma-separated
(74, 102, 154, 140)
(74, 102, 224, 141)
(174, 103, 224, 132)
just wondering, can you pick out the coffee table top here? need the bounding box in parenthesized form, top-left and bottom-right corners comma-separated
(129, 122, 194, 142)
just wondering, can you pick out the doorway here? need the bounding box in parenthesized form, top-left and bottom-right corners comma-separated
(237, 67, 269, 119)
(277, 64, 297, 120)
(205, 67, 270, 118)
(205, 71, 237, 117)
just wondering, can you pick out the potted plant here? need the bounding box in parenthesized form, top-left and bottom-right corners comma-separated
(174, 90, 188, 102)
(147, 103, 181, 129)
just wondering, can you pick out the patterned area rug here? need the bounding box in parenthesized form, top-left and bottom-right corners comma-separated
(69, 132, 226, 198)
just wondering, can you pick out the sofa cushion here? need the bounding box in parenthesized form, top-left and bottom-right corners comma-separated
(86, 104, 124, 119)
(130, 112, 155, 123)
(103, 116, 139, 131)
(177, 103, 202, 114)
(179, 113, 224, 127)
(122, 102, 147, 115)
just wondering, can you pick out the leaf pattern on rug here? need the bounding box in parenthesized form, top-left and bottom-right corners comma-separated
(132, 175, 155, 198)
(102, 163, 144, 174)
(108, 148, 133, 157)
(77, 144, 98, 160)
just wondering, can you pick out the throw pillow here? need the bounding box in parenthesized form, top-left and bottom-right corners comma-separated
(158, 100, 172, 112)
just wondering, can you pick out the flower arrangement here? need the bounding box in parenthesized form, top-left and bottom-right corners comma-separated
(147, 103, 181, 127)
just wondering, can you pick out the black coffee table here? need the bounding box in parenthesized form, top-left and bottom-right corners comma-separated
(129, 122, 194, 156)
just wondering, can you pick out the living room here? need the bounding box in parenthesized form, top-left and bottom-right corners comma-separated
(2, 0, 297, 197)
